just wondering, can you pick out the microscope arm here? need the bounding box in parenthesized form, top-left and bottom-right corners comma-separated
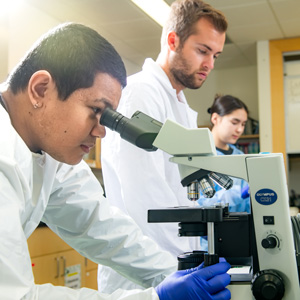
(151, 117, 254, 182)
(170, 155, 250, 183)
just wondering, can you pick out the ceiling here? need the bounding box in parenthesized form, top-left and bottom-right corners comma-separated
(13, 0, 300, 72)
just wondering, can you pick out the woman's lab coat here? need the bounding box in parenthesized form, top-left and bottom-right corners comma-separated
(99, 58, 200, 292)
(0, 103, 176, 299)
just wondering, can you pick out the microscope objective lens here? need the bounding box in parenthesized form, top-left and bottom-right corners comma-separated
(187, 181, 200, 201)
(199, 176, 215, 198)
(209, 172, 233, 190)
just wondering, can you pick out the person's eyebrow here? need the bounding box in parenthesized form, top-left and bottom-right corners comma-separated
(198, 43, 223, 56)
(232, 117, 242, 122)
(93, 98, 113, 109)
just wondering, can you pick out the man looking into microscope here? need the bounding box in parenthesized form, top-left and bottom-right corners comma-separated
(0, 22, 231, 300)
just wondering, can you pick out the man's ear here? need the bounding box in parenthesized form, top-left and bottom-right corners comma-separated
(167, 31, 180, 51)
(27, 70, 53, 107)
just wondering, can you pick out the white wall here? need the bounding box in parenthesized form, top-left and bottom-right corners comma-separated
(0, 17, 9, 82)
(184, 65, 258, 126)
(256, 40, 272, 152)
(7, 2, 60, 74)
(1, 1, 141, 81)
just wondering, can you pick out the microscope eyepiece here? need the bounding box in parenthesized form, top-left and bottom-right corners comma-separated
(100, 107, 130, 133)
(100, 107, 162, 151)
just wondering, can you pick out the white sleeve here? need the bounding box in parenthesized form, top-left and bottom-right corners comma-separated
(43, 162, 177, 289)
(0, 161, 170, 300)
(0, 169, 35, 300)
(35, 284, 159, 300)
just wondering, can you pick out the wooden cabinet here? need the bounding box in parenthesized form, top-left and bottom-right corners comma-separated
(31, 250, 85, 286)
(28, 226, 98, 289)
(84, 138, 101, 169)
(85, 257, 98, 290)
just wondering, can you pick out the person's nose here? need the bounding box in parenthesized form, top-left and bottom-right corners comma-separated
(236, 124, 244, 134)
(91, 121, 106, 139)
(203, 55, 215, 71)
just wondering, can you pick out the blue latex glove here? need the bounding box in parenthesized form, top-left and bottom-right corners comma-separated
(155, 260, 231, 300)
(241, 185, 250, 199)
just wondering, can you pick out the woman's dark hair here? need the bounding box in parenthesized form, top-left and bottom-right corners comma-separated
(208, 94, 249, 118)
(7, 23, 127, 100)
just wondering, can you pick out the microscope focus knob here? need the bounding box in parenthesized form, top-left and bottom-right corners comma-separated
(252, 270, 285, 300)
(261, 236, 278, 249)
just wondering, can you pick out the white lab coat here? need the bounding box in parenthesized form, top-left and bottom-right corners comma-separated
(0, 102, 176, 299)
(99, 58, 200, 293)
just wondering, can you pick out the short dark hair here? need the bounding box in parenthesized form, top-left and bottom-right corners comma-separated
(161, 0, 228, 48)
(208, 94, 249, 118)
(8, 23, 127, 100)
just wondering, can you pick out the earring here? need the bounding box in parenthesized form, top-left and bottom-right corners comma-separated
(33, 103, 39, 109)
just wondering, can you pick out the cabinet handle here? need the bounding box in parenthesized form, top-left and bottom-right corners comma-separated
(61, 256, 66, 277)
(54, 257, 60, 278)
(85, 257, 88, 267)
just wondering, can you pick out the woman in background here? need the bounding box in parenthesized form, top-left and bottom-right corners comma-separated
(197, 94, 250, 213)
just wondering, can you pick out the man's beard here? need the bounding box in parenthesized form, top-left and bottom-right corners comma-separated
(170, 52, 206, 90)
(171, 68, 205, 90)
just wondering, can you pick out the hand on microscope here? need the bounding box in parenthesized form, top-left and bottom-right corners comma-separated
(155, 258, 231, 300)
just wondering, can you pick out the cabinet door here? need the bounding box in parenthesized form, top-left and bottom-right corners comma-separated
(29, 227, 97, 289)
(85, 269, 98, 290)
(31, 253, 61, 285)
(84, 258, 98, 290)
(28, 226, 71, 257)
(58, 250, 86, 287)
(31, 250, 86, 287)
(85, 257, 98, 272)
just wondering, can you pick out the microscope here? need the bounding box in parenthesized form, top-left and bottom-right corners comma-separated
(100, 108, 300, 300)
